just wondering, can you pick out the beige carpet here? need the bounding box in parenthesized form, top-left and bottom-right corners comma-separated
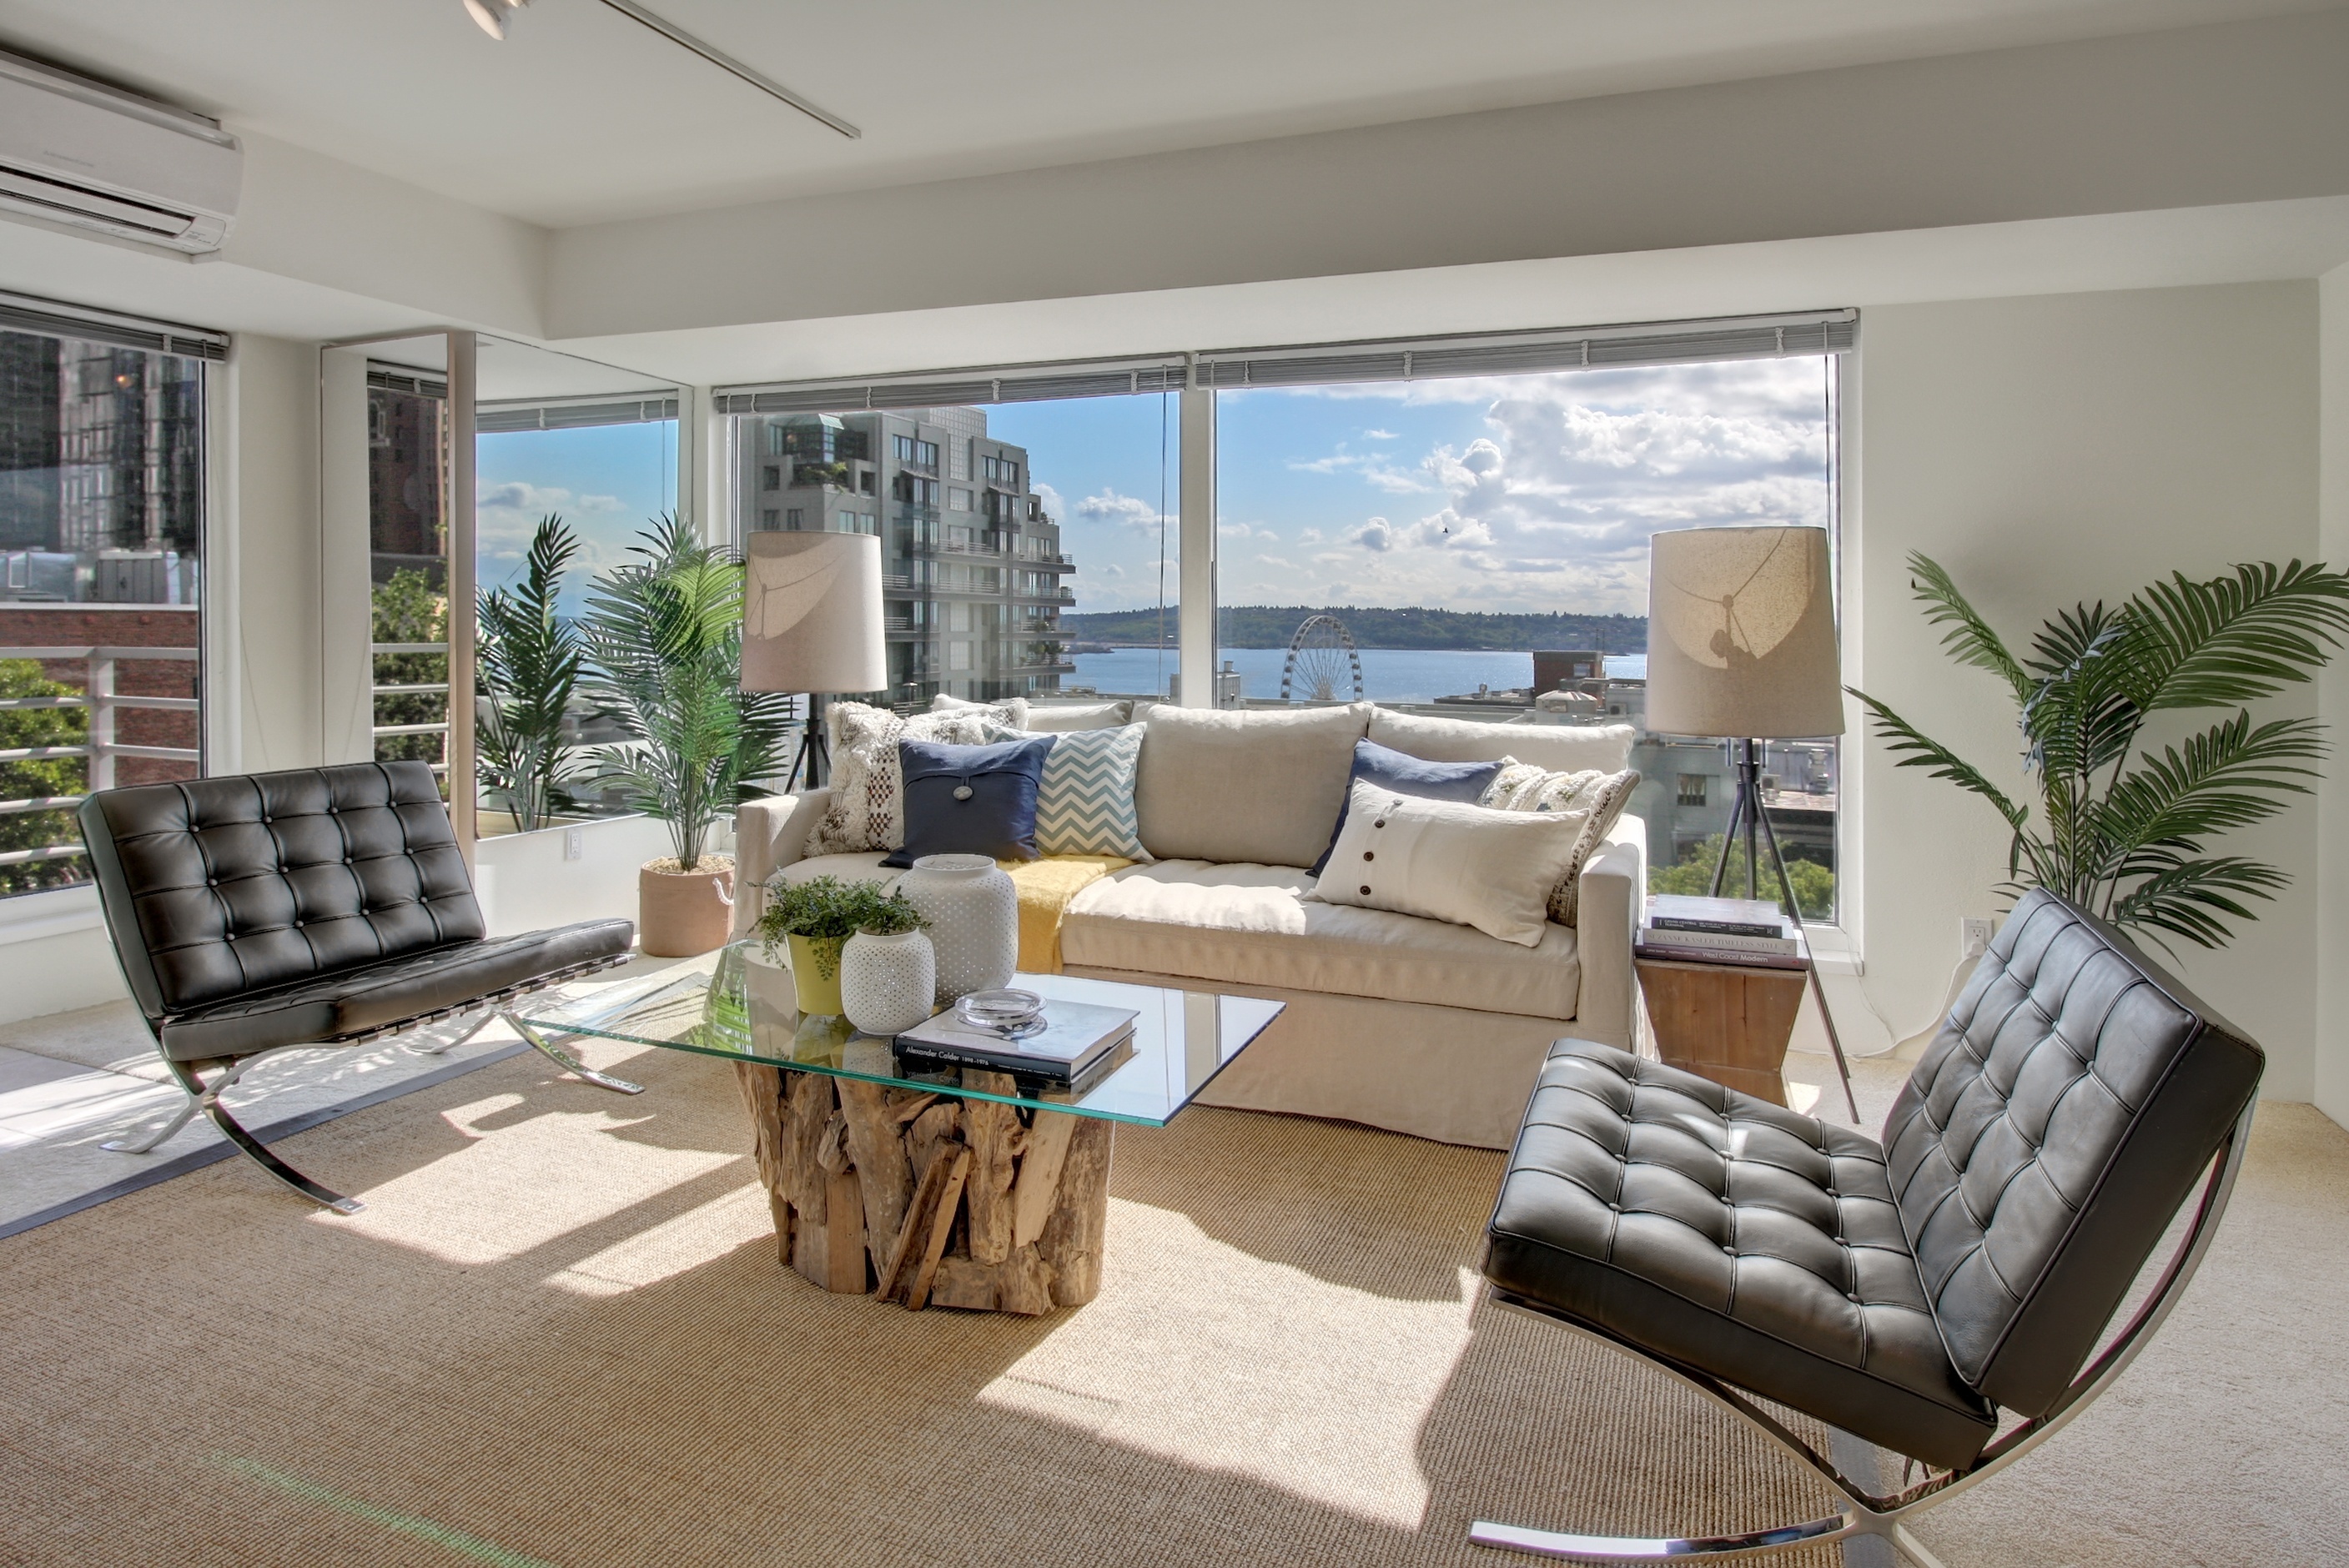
(0, 1034, 2341, 1567)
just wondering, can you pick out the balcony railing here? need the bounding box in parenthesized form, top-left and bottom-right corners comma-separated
(0, 644, 201, 869)
(371, 641, 451, 771)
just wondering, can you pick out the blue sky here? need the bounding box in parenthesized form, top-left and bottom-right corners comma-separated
(998, 356, 1834, 619)
(465, 356, 1833, 622)
(475, 421, 678, 615)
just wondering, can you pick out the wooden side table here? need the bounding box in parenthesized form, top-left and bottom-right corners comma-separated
(1635, 947, 1808, 1106)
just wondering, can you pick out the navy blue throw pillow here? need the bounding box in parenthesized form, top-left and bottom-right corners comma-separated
(1310, 738, 1507, 873)
(882, 735, 1057, 868)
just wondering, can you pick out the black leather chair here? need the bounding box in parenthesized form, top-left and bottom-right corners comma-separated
(1474, 890, 2262, 1565)
(78, 761, 640, 1214)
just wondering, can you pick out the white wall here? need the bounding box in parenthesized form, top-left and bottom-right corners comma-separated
(1854, 282, 2321, 1099)
(2318, 263, 2349, 1123)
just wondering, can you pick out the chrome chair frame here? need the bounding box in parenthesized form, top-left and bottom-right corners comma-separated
(102, 950, 639, 1214)
(1470, 1100, 2255, 1566)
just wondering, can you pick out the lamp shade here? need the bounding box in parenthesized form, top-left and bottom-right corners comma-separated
(740, 530, 887, 694)
(1645, 525, 1843, 738)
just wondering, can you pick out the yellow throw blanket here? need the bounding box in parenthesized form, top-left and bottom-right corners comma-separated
(999, 855, 1131, 973)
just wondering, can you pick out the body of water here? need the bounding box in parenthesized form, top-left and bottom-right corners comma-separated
(1065, 647, 1646, 704)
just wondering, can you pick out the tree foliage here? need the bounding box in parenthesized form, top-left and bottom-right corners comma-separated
(1649, 832, 1835, 922)
(1851, 554, 2349, 950)
(0, 660, 89, 896)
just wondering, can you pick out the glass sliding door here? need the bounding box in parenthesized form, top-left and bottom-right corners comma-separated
(0, 300, 218, 899)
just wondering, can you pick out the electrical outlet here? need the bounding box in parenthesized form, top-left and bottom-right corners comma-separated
(1961, 917, 1994, 957)
(563, 826, 585, 862)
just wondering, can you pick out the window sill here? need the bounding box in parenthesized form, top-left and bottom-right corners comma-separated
(0, 883, 104, 946)
(1801, 922, 1862, 977)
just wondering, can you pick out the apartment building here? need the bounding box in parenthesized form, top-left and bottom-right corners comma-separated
(737, 406, 1074, 705)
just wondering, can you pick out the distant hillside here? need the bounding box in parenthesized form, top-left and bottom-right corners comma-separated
(1060, 604, 1647, 652)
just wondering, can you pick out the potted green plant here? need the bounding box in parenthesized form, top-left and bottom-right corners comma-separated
(1852, 554, 2349, 950)
(581, 515, 796, 956)
(755, 876, 925, 1018)
(477, 514, 590, 835)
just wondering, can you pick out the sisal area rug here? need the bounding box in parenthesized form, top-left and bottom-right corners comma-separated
(0, 1033, 2341, 1566)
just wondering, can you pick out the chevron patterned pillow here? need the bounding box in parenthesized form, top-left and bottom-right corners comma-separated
(1030, 722, 1149, 861)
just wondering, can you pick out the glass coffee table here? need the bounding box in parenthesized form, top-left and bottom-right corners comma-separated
(513, 943, 1282, 1315)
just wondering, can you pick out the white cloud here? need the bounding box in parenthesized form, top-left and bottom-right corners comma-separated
(1363, 428, 1397, 440)
(1074, 488, 1173, 535)
(1223, 358, 1833, 614)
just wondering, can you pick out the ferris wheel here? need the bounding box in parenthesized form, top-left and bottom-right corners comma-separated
(1280, 613, 1366, 703)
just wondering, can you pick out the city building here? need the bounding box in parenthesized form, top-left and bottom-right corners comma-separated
(735, 407, 1074, 705)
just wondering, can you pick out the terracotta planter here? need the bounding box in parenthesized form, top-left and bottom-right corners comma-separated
(638, 856, 736, 957)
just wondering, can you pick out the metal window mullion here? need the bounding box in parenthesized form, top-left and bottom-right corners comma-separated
(1178, 363, 1215, 709)
(446, 332, 478, 864)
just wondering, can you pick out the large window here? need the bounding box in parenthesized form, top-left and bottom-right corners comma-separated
(1212, 352, 1843, 919)
(722, 389, 1174, 708)
(0, 299, 216, 899)
(716, 314, 1849, 922)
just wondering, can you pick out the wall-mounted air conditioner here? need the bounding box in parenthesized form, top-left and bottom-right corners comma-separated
(0, 49, 240, 254)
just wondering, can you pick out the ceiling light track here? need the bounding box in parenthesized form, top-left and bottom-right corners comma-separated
(462, 0, 858, 140)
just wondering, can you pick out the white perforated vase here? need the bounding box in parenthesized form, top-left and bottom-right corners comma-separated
(894, 853, 1018, 1004)
(840, 928, 936, 1037)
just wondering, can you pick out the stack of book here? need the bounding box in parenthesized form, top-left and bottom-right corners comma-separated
(893, 998, 1139, 1090)
(1637, 895, 1807, 969)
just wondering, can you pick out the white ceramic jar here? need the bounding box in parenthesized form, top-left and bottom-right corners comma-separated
(840, 927, 937, 1036)
(894, 853, 1018, 1004)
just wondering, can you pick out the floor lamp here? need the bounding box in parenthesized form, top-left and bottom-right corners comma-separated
(742, 530, 887, 792)
(1647, 524, 1859, 1120)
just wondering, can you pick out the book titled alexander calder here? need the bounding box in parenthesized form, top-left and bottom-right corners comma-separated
(893, 1000, 1139, 1083)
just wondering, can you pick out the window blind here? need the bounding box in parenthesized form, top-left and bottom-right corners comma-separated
(714, 357, 1190, 415)
(475, 395, 681, 433)
(367, 365, 447, 400)
(711, 309, 1855, 412)
(0, 288, 228, 362)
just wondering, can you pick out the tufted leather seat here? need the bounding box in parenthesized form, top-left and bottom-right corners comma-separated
(81, 761, 633, 1058)
(1486, 1041, 1999, 1467)
(1484, 889, 2262, 1471)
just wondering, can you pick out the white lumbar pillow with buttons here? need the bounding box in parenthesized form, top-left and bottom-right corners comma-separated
(1309, 779, 1587, 947)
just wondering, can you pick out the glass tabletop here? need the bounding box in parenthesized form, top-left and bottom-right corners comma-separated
(514, 942, 1285, 1128)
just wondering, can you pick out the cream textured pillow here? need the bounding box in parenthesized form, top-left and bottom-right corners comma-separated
(1311, 781, 1586, 947)
(1481, 763, 1642, 927)
(807, 701, 1020, 855)
(929, 692, 1030, 729)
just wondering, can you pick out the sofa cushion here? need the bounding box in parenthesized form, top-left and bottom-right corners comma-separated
(1023, 700, 1133, 731)
(1312, 738, 1510, 873)
(1061, 859, 1581, 1020)
(883, 735, 1054, 867)
(1369, 708, 1634, 775)
(776, 852, 897, 890)
(1133, 703, 1371, 868)
(1314, 781, 1587, 947)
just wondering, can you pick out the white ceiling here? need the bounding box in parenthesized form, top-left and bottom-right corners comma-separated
(0, 0, 2335, 229)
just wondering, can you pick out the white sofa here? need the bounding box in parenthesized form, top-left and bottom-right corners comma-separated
(732, 702, 1643, 1150)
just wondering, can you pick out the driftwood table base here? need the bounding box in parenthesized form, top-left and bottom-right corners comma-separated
(732, 1061, 1111, 1313)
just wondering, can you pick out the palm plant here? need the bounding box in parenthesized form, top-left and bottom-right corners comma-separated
(477, 514, 588, 833)
(580, 515, 796, 872)
(1852, 553, 2349, 950)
